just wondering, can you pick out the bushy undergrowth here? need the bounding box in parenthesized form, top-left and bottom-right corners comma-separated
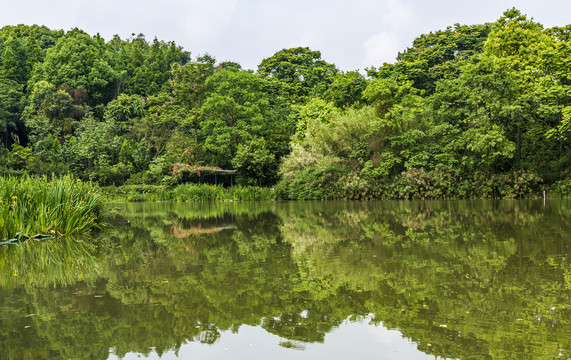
(275, 165, 344, 200)
(550, 179, 571, 198)
(172, 184, 274, 201)
(104, 183, 275, 202)
(276, 167, 544, 200)
(102, 184, 172, 202)
(0, 175, 107, 240)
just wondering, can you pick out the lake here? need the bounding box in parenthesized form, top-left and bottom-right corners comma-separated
(1, 200, 570, 359)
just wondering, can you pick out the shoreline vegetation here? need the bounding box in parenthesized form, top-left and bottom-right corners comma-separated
(0, 174, 569, 242)
(0, 8, 570, 211)
(0, 175, 107, 242)
(105, 172, 570, 202)
(102, 183, 275, 202)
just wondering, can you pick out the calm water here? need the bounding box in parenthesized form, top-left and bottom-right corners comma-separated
(1, 200, 570, 359)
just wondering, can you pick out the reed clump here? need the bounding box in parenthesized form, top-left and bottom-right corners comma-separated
(0, 175, 107, 241)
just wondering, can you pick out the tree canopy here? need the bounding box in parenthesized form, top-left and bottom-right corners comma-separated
(0, 9, 570, 195)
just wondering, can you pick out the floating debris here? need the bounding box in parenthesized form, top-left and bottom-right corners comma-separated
(0, 233, 54, 246)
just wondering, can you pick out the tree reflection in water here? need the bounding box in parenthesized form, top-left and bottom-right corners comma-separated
(0, 200, 570, 359)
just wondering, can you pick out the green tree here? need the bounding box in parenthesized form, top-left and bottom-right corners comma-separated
(30, 28, 117, 105)
(0, 80, 24, 147)
(199, 69, 292, 170)
(22, 81, 75, 147)
(321, 71, 367, 109)
(232, 137, 277, 186)
(369, 23, 491, 94)
(0, 37, 27, 83)
(66, 116, 118, 180)
(170, 55, 216, 139)
(479, 8, 570, 179)
(105, 94, 145, 123)
(291, 98, 339, 141)
(258, 47, 338, 102)
(108, 34, 190, 96)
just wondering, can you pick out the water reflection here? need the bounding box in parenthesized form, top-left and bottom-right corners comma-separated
(0, 200, 570, 359)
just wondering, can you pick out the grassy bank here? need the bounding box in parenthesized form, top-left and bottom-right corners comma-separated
(0, 175, 107, 241)
(102, 183, 275, 202)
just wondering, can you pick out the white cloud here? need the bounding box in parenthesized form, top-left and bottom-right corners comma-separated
(382, 0, 415, 30)
(363, 31, 401, 67)
(362, 0, 415, 67)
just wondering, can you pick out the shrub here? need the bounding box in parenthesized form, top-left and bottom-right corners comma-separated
(385, 168, 458, 199)
(470, 170, 543, 199)
(550, 178, 571, 198)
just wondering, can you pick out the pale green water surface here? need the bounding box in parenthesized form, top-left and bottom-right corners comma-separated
(1, 200, 570, 359)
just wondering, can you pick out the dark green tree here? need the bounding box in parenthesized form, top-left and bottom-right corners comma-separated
(258, 47, 338, 102)
(29, 28, 117, 105)
(0, 80, 25, 147)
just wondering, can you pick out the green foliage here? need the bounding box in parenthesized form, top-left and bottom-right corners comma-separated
(0, 175, 107, 240)
(363, 77, 420, 117)
(0, 80, 24, 147)
(66, 117, 116, 180)
(109, 34, 190, 96)
(232, 137, 276, 186)
(172, 183, 274, 201)
(361, 151, 401, 178)
(463, 124, 516, 172)
(258, 47, 338, 102)
(0, 12, 569, 196)
(292, 98, 339, 141)
(550, 178, 571, 198)
(276, 164, 347, 200)
(104, 93, 144, 122)
(369, 23, 491, 94)
(198, 69, 293, 171)
(0, 36, 27, 83)
(170, 55, 216, 137)
(103, 183, 274, 202)
(321, 71, 367, 108)
(22, 81, 77, 153)
(6, 144, 32, 170)
(100, 184, 172, 202)
(383, 168, 542, 199)
(278, 165, 543, 200)
(278, 107, 384, 199)
(29, 28, 117, 104)
(469, 170, 544, 198)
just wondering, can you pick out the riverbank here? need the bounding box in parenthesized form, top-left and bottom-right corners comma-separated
(103, 173, 571, 203)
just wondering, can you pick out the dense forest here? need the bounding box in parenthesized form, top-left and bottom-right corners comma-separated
(0, 8, 570, 198)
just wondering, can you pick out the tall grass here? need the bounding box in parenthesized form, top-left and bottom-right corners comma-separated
(0, 175, 107, 241)
(172, 184, 274, 201)
(103, 183, 275, 202)
(101, 184, 172, 202)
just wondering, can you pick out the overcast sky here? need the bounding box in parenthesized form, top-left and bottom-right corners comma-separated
(1, 0, 570, 72)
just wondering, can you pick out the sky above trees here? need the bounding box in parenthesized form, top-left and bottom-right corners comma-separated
(1, 0, 569, 71)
